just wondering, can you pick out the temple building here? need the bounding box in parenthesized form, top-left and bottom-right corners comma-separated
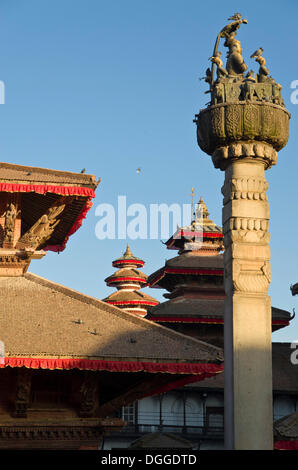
(103, 245, 159, 317)
(147, 198, 292, 347)
(0, 163, 224, 450)
(103, 199, 297, 450)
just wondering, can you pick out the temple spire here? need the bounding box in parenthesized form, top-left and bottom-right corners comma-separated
(103, 246, 159, 317)
(123, 244, 133, 258)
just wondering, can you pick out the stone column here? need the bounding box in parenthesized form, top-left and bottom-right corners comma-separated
(195, 101, 290, 450)
(220, 144, 273, 449)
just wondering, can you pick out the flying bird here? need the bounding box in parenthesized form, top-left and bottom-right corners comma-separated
(250, 47, 264, 59)
(136, 167, 141, 174)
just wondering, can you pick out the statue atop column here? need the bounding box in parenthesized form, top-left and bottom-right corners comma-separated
(203, 13, 285, 108)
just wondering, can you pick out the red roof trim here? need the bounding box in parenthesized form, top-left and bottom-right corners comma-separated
(274, 440, 298, 450)
(149, 318, 289, 325)
(178, 230, 223, 239)
(113, 259, 145, 267)
(166, 268, 223, 275)
(107, 277, 147, 284)
(0, 182, 96, 197)
(106, 300, 159, 306)
(0, 357, 223, 375)
(149, 317, 224, 324)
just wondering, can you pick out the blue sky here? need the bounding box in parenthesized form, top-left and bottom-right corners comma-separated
(0, 0, 297, 342)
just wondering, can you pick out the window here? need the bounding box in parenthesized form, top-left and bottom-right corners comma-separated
(205, 406, 224, 429)
(122, 403, 136, 424)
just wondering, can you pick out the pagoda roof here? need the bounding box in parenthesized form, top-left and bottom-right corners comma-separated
(103, 288, 158, 307)
(146, 298, 292, 330)
(274, 411, 298, 441)
(0, 162, 99, 253)
(105, 268, 147, 285)
(0, 272, 223, 373)
(148, 252, 224, 289)
(112, 245, 145, 268)
(0, 161, 98, 188)
(165, 198, 223, 251)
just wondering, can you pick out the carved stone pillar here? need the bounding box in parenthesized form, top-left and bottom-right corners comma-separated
(194, 100, 290, 449)
(221, 148, 273, 449)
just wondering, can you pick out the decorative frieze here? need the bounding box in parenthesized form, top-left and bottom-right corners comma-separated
(222, 176, 268, 204)
(224, 217, 269, 233)
(194, 101, 290, 163)
(212, 141, 278, 170)
(0, 425, 103, 442)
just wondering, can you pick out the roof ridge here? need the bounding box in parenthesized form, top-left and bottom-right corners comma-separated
(0, 161, 97, 180)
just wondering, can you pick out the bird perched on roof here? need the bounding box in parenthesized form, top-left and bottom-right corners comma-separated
(250, 47, 264, 59)
(228, 13, 242, 21)
(80, 168, 86, 174)
(209, 52, 228, 77)
(220, 13, 247, 39)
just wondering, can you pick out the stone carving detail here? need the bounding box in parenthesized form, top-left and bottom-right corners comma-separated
(222, 176, 268, 204)
(0, 425, 103, 441)
(224, 229, 270, 248)
(3, 202, 19, 246)
(224, 217, 269, 234)
(212, 141, 278, 170)
(19, 200, 66, 249)
(225, 104, 242, 139)
(195, 102, 289, 164)
(79, 372, 99, 417)
(13, 368, 32, 418)
(230, 260, 271, 293)
(204, 14, 285, 108)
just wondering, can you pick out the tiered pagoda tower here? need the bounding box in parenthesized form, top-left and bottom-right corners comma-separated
(103, 245, 159, 316)
(147, 198, 292, 347)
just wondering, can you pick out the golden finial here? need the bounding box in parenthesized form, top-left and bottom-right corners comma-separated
(123, 244, 133, 258)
